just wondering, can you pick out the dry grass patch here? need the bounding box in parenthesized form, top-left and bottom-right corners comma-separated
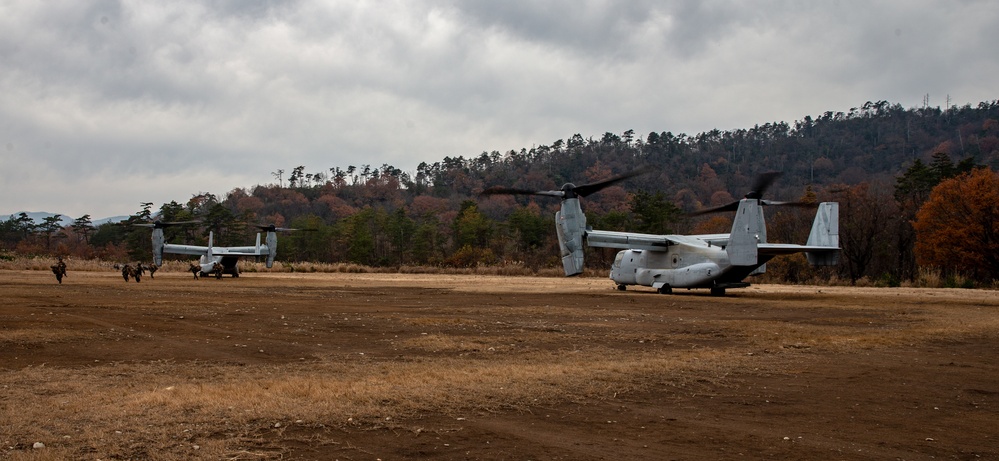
(397, 334, 497, 353)
(4, 272, 998, 459)
(723, 304, 999, 353)
(400, 317, 480, 327)
(2, 346, 757, 460)
(0, 328, 95, 345)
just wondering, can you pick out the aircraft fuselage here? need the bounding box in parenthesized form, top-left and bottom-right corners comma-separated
(609, 238, 767, 291)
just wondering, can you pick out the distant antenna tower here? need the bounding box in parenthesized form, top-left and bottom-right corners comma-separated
(923, 94, 930, 108)
(946, 94, 952, 111)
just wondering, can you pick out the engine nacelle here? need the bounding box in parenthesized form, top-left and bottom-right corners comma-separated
(151, 228, 165, 266)
(556, 198, 586, 276)
(265, 231, 277, 268)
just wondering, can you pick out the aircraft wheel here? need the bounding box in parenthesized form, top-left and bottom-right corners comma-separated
(710, 287, 726, 296)
(616, 284, 627, 291)
(657, 285, 672, 294)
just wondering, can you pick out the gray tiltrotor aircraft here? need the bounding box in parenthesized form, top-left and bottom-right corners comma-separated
(139, 221, 297, 277)
(482, 170, 840, 296)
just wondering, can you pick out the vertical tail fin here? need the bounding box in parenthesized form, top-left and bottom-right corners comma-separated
(253, 232, 263, 265)
(806, 202, 840, 265)
(556, 198, 586, 276)
(202, 231, 215, 266)
(727, 199, 763, 266)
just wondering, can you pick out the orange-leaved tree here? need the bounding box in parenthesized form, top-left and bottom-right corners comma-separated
(913, 167, 999, 281)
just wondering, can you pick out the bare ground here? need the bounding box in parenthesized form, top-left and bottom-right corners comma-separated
(1, 269, 997, 460)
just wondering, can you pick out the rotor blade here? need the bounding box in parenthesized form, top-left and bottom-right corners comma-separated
(689, 198, 816, 216)
(479, 186, 564, 197)
(160, 220, 201, 227)
(688, 172, 797, 216)
(132, 220, 201, 229)
(572, 166, 655, 198)
(687, 201, 740, 216)
(761, 200, 816, 208)
(746, 172, 782, 199)
(479, 166, 653, 199)
(252, 224, 318, 232)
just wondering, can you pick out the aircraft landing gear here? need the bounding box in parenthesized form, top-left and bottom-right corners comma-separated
(657, 285, 672, 294)
(710, 287, 726, 296)
(616, 284, 627, 291)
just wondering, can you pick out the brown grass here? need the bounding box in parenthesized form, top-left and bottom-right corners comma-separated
(2, 348, 741, 460)
(3, 270, 999, 459)
(9, 256, 995, 288)
(0, 256, 572, 278)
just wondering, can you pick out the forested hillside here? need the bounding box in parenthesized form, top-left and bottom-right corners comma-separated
(5, 100, 999, 285)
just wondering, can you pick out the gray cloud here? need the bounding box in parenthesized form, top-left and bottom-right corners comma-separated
(1, 0, 996, 218)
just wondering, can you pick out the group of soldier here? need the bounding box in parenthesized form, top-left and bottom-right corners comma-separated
(118, 262, 157, 282)
(50, 258, 225, 283)
(189, 261, 223, 279)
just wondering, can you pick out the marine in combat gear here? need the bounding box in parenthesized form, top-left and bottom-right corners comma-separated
(121, 264, 135, 282)
(133, 262, 144, 282)
(51, 257, 67, 284)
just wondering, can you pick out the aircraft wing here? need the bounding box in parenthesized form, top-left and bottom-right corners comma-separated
(161, 239, 268, 258)
(585, 230, 677, 251)
(212, 245, 267, 257)
(694, 234, 731, 247)
(161, 243, 210, 256)
(162, 245, 264, 257)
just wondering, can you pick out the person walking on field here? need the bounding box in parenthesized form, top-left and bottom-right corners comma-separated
(51, 256, 67, 284)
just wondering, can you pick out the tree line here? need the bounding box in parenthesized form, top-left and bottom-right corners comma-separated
(3, 99, 999, 285)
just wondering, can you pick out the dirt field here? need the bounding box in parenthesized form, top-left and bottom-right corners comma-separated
(2, 268, 997, 460)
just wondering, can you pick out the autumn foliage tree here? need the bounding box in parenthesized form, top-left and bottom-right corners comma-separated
(6, 99, 999, 283)
(838, 182, 900, 284)
(913, 168, 999, 281)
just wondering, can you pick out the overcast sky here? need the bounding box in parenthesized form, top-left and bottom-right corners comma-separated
(2, 0, 996, 219)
